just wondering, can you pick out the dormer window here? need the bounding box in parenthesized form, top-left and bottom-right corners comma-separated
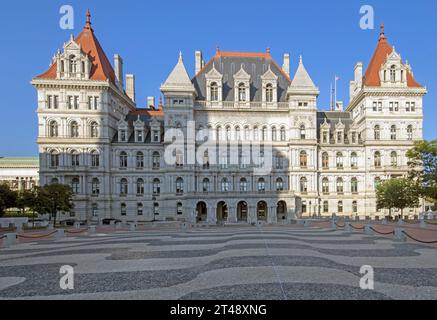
(390, 65, 396, 82)
(266, 84, 273, 103)
(211, 82, 219, 101)
(238, 83, 247, 102)
(136, 130, 143, 143)
(69, 55, 77, 73)
(119, 129, 127, 142)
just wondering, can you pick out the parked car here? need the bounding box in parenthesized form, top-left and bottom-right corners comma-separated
(102, 218, 122, 225)
(419, 212, 437, 220)
(61, 219, 76, 226)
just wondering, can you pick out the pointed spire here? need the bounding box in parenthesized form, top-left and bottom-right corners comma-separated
(379, 22, 386, 42)
(161, 52, 195, 93)
(216, 46, 221, 56)
(288, 55, 319, 95)
(84, 9, 93, 31)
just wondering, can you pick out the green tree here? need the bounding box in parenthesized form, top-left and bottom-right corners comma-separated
(407, 140, 437, 206)
(376, 178, 420, 219)
(16, 187, 46, 227)
(38, 184, 74, 227)
(0, 184, 17, 217)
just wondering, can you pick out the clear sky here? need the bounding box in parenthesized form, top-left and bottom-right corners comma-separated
(0, 0, 436, 156)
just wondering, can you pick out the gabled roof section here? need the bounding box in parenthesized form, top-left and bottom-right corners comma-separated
(192, 48, 292, 102)
(161, 52, 195, 93)
(35, 10, 116, 84)
(363, 24, 422, 88)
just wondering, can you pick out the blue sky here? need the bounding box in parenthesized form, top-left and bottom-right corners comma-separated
(0, 0, 436, 156)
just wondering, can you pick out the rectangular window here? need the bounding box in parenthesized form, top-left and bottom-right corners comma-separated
(88, 96, 93, 110)
(389, 102, 394, 112)
(47, 95, 53, 109)
(372, 102, 377, 112)
(153, 130, 159, 142)
(411, 102, 416, 112)
(406, 102, 410, 112)
(74, 96, 79, 109)
(54, 95, 59, 109)
(378, 102, 382, 112)
(67, 96, 73, 109)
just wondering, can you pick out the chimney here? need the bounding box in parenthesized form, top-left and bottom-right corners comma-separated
(114, 54, 124, 90)
(354, 62, 363, 86)
(282, 53, 290, 77)
(147, 97, 155, 109)
(125, 74, 135, 103)
(195, 51, 203, 74)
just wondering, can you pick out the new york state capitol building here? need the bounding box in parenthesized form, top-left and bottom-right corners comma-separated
(31, 12, 427, 224)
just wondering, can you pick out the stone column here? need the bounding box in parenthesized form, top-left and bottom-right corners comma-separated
(207, 204, 216, 224)
(269, 206, 278, 224)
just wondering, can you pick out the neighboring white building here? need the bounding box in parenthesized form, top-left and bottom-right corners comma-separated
(0, 157, 39, 191)
(31, 12, 427, 222)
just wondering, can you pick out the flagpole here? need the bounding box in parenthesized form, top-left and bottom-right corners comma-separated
(334, 76, 337, 111)
(330, 83, 333, 111)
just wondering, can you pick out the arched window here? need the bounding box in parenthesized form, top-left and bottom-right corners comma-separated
(176, 178, 184, 194)
(71, 177, 80, 194)
(90, 122, 99, 138)
(120, 151, 128, 168)
(276, 178, 284, 191)
(391, 151, 398, 167)
(322, 152, 329, 169)
(210, 82, 219, 101)
(336, 178, 344, 194)
(70, 121, 79, 138)
(374, 151, 382, 168)
(121, 203, 127, 216)
(153, 178, 160, 195)
(176, 150, 184, 168)
(203, 150, 210, 169)
(280, 127, 286, 141)
(216, 126, 222, 141)
(137, 203, 143, 216)
(300, 125, 306, 140)
(152, 152, 160, 169)
(262, 127, 268, 141)
(322, 178, 329, 194)
(391, 125, 397, 140)
(221, 178, 229, 192)
(300, 151, 308, 168)
(253, 126, 259, 141)
(71, 150, 80, 167)
(323, 201, 329, 213)
(177, 202, 183, 215)
(374, 125, 381, 140)
(238, 83, 246, 102)
(49, 121, 58, 137)
(91, 151, 100, 168)
(136, 178, 144, 195)
(258, 178, 266, 193)
(202, 178, 210, 193)
(92, 178, 100, 195)
(351, 177, 358, 193)
(50, 151, 59, 168)
(240, 178, 248, 192)
(235, 127, 241, 141)
(338, 201, 344, 213)
(244, 126, 250, 141)
(69, 55, 77, 73)
(300, 177, 308, 193)
(120, 178, 128, 195)
(51, 178, 59, 185)
(226, 126, 231, 141)
(352, 201, 358, 214)
(272, 127, 277, 141)
(266, 84, 273, 103)
(351, 152, 358, 168)
(136, 152, 144, 168)
(390, 65, 396, 82)
(407, 125, 413, 141)
(336, 152, 344, 169)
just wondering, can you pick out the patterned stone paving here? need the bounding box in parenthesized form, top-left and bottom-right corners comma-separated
(0, 224, 437, 300)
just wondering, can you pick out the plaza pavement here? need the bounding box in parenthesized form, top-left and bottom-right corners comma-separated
(0, 222, 437, 300)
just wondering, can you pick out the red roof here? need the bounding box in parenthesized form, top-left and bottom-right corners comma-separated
(364, 24, 422, 88)
(35, 10, 116, 84)
(128, 106, 165, 118)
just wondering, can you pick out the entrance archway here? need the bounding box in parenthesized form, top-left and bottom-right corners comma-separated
(216, 201, 228, 222)
(257, 201, 268, 221)
(196, 202, 207, 222)
(237, 201, 248, 222)
(277, 201, 287, 221)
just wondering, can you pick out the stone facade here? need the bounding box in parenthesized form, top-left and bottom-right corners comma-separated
(31, 14, 426, 222)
